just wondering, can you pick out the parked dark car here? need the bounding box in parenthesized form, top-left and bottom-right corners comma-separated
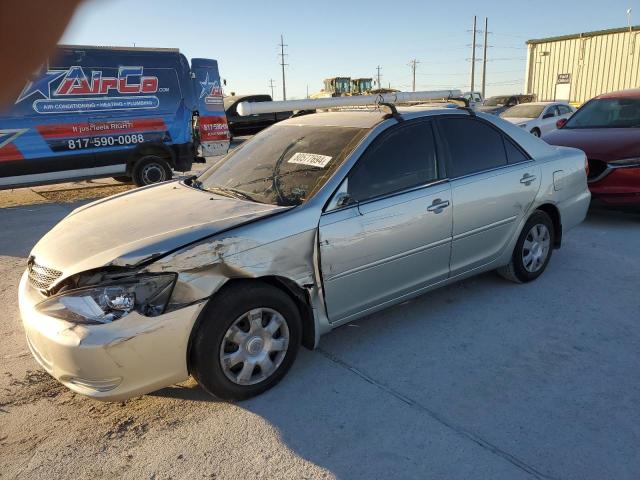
(544, 89, 640, 205)
(477, 94, 536, 115)
(224, 94, 292, 137)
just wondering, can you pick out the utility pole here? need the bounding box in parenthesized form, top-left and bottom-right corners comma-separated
(278, 34, 288, 100)
(470, 15, 477, 93)
(481, 17, 488, 98)
(376, 65, 382, 88)
(408, 59, 419, 92)
(268, 79, 276, 99)
(306, 84, 309, 98)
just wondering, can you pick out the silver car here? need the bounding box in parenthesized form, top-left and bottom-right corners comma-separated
(18, 106, 591, 401)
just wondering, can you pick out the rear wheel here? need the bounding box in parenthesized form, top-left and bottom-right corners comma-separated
(530, 128, 541, 137)
(497, 210, 554, 283)
(190, 283, 301, 400)
(131, 155, 172, 187)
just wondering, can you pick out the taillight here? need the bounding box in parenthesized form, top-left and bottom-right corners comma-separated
(584, 157, 589, 177)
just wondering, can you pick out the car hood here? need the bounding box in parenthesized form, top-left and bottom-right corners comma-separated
(543, 128, 640, 161)
(30, 181, 289, 280)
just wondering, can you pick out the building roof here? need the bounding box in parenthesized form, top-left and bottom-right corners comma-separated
(527, 24, 640, 45)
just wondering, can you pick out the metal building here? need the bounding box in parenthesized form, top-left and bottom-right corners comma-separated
(525, 25, 640, 104)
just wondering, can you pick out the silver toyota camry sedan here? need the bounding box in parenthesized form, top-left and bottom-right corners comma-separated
(19, 103, 591, 401)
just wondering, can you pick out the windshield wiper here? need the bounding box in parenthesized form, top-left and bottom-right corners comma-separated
(206, 186, 262, 203)
(184, 175, 203, 189)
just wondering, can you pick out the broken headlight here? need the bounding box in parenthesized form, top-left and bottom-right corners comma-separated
(35, 274, 176, 324)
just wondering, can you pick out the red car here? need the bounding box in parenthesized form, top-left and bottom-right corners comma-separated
(544, 89, 640, 205)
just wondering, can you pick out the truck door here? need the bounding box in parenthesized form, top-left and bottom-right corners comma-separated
(191, 58, 230, 157)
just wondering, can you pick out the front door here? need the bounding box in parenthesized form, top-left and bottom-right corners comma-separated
(437, 116, 541, 276)
(319, 120, 453, 322)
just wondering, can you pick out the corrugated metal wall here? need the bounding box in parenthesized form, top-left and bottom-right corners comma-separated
(526, 29, 640, 104)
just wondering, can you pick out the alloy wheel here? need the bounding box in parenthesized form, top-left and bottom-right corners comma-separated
(219, 308, 289, 386)
(522, 223, 550, 273)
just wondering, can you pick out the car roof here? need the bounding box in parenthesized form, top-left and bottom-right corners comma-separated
(276, 107, 469, 129)
(596, 88, 640, 99)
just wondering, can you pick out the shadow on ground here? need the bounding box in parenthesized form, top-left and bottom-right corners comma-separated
(4, 201, 640, 479)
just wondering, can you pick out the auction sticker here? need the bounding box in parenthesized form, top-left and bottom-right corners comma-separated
(288, 152, 332, 168)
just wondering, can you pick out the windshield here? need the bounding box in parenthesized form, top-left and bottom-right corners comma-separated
(501, 104, 545, 119)
(197, 124, 368, 206)
(484, 96, 509, 107)
(564, 97, 640, 128)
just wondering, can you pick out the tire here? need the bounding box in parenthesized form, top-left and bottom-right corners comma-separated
(112, 175, 132, 183)
(190, 282, 302, 400)
(531, 128, 541, 137)
(497, 210, 554, 283)
(131, 155, 172, 187)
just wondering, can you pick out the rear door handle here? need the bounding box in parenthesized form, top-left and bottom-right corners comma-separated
(427, 198, 450, 213)
(520, 173, 537, 185)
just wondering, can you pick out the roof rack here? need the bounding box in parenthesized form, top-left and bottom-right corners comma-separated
(236, 90, 462, 116)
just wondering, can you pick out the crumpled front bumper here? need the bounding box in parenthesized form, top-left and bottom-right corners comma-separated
(18, 271, 206, 401)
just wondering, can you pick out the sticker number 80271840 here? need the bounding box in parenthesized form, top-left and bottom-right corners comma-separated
(67, 134, 146, 150)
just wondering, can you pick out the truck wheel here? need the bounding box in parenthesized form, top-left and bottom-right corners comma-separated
(131, 155, 172, 187)
(190, 282, 302, 400)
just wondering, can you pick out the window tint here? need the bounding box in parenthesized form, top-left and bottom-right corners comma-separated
(348, 121, 437, 202)
(439, 118, 508, 177)
(504, 138, 529, 164)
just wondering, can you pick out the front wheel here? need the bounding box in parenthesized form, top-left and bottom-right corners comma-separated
(497, 210, 554, 283)
(190, 283, 301, 400)
(531, 128, 541, 137)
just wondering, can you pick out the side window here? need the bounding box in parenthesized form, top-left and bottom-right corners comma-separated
(558, 105, 571, 115)
(504, 137, 529, 164)
(348, 121, 438, 202)
(439, 117, 508, 177)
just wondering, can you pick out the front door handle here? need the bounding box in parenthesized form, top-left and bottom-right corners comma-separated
(427, 198, 450, 213)
(520, 173, 537, 185)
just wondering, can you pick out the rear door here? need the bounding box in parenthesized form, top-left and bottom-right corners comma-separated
(437, 116, 540, 276)
(319, 119, 453, 322)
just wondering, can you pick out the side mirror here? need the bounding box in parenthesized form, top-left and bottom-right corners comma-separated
(334, 192, 354, 209)
(556, 118, 568, 129)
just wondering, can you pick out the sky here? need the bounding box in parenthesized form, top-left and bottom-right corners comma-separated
(61, 0, 638, 99)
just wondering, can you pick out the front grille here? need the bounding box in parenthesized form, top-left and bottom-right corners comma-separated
(587, 159, 608, 180)
(27, 260, 62, 291)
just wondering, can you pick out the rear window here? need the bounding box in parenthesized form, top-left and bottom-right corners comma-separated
(198, 124, 368, 206)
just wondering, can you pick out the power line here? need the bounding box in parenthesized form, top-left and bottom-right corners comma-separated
(278, 34, 288, 101)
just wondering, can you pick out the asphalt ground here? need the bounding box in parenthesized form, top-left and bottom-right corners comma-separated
(0, 173, 639, 479)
